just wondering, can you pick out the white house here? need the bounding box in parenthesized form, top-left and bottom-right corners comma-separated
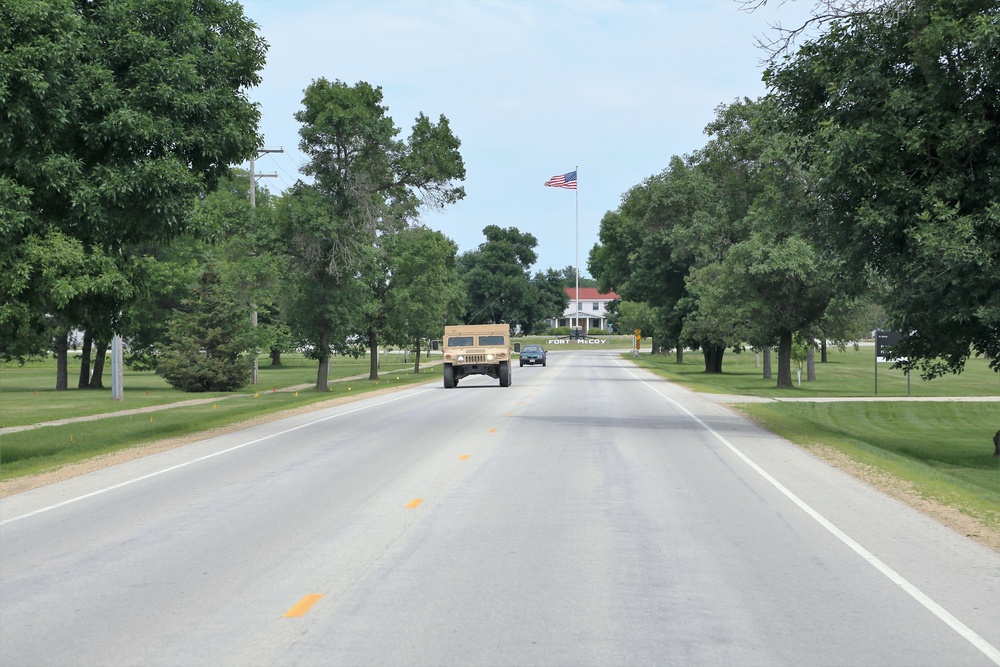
(550, 287, 620, 334)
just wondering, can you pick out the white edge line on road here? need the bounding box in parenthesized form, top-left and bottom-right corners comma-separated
(621, 363, 1000, 666)
(0, 388, 436, 527)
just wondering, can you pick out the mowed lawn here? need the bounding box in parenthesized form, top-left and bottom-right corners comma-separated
(0, 352, 437, 479)
(630, 347, 1000, 535)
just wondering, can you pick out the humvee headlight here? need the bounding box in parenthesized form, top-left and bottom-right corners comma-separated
(457, 355, 464, 363)
(486, 354, 494, 362)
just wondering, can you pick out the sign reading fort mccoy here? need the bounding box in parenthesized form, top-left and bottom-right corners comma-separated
(547, 338, 609, 345)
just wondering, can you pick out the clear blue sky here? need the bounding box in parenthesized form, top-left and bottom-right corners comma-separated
(238, 0, 814, 276)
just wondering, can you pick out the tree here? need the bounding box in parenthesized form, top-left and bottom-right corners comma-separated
(1, 0, 267, 388)
(687, 97, 843, 387)
(529, 269, 570, 335)
(2, 231, 129, 388)
(286, 78, 465, 389)
(279, 184, 367, 390)
(383, 226, 463, 372)
(612, 301, 658, 344)
(160, 267, 256, 392)
(589, 153, 731, 367)
(557, 266, 597, 289)
(459, 226, 539, 332)
(767, 0, 1000, 377)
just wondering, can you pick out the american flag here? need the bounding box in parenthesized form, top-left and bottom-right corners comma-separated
(544, 170, 577, 189)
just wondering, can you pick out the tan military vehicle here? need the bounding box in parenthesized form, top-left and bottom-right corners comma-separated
(442, 324, 512, 388)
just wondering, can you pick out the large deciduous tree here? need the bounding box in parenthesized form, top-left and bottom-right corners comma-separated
(767, 0, 1000, 377)
(286, 79, 465, 390)
(1, 0, 267, 388)
(383, 226, 463, 373)
(459, 226, 540, 333)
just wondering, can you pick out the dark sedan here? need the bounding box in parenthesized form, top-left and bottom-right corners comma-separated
(519, 344, 546, 367)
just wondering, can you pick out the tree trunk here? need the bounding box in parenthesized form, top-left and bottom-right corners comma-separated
(89, 340, 108, 388)
(702, 344, 725, 373)
(993, 430, 999, 457)
(55, 329, 69, 390)
(651, 338, 660, 355)
(776, 329, 793, 388)
(270, 348, 283, 366)
(675, 339, 683, 364)
(413, 338, 421, 374)
(368, 330, 379, 381)
(807, 347, 817, 381)
(763, 347, 772, 380)
(315, 331, 330, 391)
(78, 330, 93, 389)
(821, 338, 828, 363)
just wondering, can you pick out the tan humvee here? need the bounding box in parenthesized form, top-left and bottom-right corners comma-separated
(442, 324, 512, 388)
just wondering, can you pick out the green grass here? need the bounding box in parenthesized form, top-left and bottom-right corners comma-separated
(628, 347, 1000, 535)
(737, 401, 999, 530)
(629, 345, 1000, 398)
(0, 353, 438, 479)
(0, 352, 424, 427)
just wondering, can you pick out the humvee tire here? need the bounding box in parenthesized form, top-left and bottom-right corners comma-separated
(499, 360, 511, 387)
(443, 363, 456, 389)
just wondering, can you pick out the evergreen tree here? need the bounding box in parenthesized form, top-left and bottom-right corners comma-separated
(160, 267, 256, 392)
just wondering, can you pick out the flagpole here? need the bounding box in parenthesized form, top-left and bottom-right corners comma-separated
(575, 165, 579, 333)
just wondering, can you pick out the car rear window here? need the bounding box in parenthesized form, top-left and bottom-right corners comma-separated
(447, 336, 474, 346)
(478, 335, 505, 346)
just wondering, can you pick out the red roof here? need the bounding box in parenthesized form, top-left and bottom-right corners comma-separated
(564, 287, 618, 300)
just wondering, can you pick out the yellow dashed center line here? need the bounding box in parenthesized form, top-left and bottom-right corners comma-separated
(459, 454, 470, 460)
(488, 428, 497, 433)
(406, 498, 424, 509)
(284, 594, 323, 618)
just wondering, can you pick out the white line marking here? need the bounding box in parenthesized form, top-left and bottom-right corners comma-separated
(0, 388, 436, 527)
(619, 362, 1000, 665)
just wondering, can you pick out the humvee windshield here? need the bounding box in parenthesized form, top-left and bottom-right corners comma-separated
(448, 336, 474, 346)
(478, 335, 505, 345)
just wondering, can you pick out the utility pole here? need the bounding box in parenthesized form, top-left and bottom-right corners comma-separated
(248, 147, 283, 384)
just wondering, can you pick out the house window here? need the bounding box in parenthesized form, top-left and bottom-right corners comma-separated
(593, 301, 600, 311)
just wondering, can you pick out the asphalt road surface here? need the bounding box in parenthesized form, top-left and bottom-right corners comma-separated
(2, 350, 999, 666)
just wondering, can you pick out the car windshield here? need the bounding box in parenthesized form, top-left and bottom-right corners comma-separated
(447, 336, 474, 346)
(478, 335, 505, 345)
(523, 345, 542, 353)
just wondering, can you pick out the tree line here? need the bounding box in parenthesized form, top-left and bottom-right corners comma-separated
(1, 0, 571, 393)
(589, 0, 999, 388)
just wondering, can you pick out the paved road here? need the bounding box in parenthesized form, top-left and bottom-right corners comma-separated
(2, 350, 998, 666)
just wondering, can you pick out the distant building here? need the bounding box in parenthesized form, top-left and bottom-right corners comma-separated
(550, 287, 619, 333)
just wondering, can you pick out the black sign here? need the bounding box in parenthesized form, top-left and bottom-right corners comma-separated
(875, 330, 902, 362)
